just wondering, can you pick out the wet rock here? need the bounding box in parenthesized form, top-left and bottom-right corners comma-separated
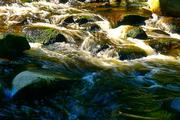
(88, 24, 101, 32)
(171, 98, 180, 112)
(117, 25, 147, 39)
(156, 17, 180, 34)
(76, 18, 93, 25)
(82, 23, 101, 32)
(145, 29, 169, 38)
(62, 16, 75, 26)
(118, 45, 147, 60)
(43, 34, 67, 45)
(145, 38, 180, 57)
(11, 70, 78, 99)
(25, 28, 60, 43)
(118, 15, 148, 26)
(148, 0, 180, 17)
(0, 34, 30, 58)
(127, 26, 147, 39)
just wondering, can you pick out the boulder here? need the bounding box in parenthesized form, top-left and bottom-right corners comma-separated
(127, 26, 148, 39)
(11, 70, 79, 98)
(118, 45, 147, 60)
(118, 15, 149, 26)
(148, 0, 180, 17)
(0, 34, 30, 58)
(117, 25, 148, 39)
(145, 38, 180, 57)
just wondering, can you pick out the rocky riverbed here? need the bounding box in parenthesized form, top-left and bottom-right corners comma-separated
(0, 0, 179, 119)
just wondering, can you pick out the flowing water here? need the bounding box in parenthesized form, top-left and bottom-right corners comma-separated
(0, 1, 179, 120)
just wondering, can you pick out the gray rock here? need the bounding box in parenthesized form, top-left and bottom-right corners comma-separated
(11, 70, 78, 98)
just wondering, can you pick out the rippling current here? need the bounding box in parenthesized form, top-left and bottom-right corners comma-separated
(0, 1, 179, 120)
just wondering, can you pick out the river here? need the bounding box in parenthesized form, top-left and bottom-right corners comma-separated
(0, 1, 179, 119)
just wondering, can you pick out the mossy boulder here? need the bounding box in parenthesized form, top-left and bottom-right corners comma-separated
(0, 34, 30, 58)
(118, 45, 147, 60)
(145, 38, 180, 57)
(148, 0, 180, 17)
(118, 25, 148, 39)
(127, 26, 148, 39)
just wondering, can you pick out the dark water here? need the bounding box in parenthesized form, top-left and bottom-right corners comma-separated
(0, 1, 180, 120)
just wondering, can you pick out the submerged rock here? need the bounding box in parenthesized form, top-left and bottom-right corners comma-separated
(171, 98, 180, 112)
(0, 34, 30, 58)
(11, 70, 79, 99)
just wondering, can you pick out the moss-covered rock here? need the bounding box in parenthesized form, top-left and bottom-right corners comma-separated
(145, 38, 180, 57)
(127, 26, 147, 39)
(118, 45, 147, 60)
(148, 0, 180, 17)
(0, 34, 30, 58)
(117, 25, 148, 39)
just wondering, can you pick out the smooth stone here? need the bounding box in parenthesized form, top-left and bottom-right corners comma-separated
(11, 70, 78, 98)
(0, 34, 30, 58)
(171, 98, 180, 112)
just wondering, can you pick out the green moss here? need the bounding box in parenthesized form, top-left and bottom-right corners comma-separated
(118, 45, 147, 60)
(127, 27, 148, 39)
(146, 38, 180, 57)
(26, 28, 59, 43)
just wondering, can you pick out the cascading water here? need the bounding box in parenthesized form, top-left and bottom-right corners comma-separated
(0, 0, 179, 120)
